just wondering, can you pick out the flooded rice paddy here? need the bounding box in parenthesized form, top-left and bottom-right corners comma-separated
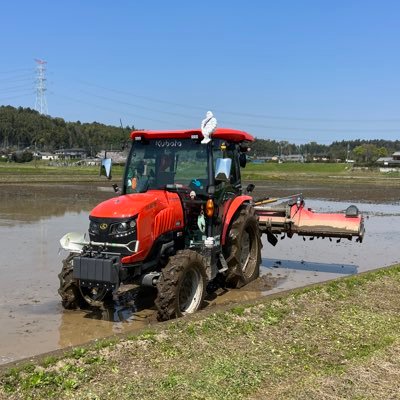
(0, 182, 399, 365)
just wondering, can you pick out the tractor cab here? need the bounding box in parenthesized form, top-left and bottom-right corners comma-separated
(101, 129, 253, 249)
(123, 135, 210, 197)
(102, 129, 251, 197)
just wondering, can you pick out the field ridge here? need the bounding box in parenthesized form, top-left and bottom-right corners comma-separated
(1, 265, 400, 399)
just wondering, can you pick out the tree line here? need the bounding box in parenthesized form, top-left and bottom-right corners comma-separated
(249, 138, 400, 163)
(1, 105, 399, 164)
(0, 106, 132, 155)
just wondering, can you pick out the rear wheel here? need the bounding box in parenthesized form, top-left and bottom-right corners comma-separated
(224, 205, 262, 288)
(155, 249, 207, 321)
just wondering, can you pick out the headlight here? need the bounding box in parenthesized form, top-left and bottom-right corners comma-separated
(109, 218, 136, 237)
(116, 222, 128, 233)
(89, 221, 99, 235)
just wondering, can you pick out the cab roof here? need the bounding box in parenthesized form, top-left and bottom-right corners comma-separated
(130, 128, 254, 142)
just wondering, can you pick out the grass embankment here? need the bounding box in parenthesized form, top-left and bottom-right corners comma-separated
(2, 265, 400, 400)
(0, 162, 124, 184)
(1, 161, 399, 185)
(242, 162, 400, 184)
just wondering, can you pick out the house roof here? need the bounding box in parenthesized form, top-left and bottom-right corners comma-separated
(55, 148, 86, 153)
(376, 157, 393, 162)
(376, 157, 400, 164)
(283, 154, 304, 158)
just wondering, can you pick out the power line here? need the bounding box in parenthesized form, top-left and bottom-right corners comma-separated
(80, 90, 198, 120)
(56, 92, 389, 143)
(0, 74, 34, 83)
(0, 92, 34, 101)
(79, 80, 400, 123)
(78, 88, 400, 133)
(0, 83, 34, 92)
(79, 81, 206, 112)
(216, 119, 400, 133)
(0, 68, 33, 75)
(54, 92, 188, 127)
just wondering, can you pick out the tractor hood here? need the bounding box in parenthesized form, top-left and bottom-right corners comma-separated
(90, 190, 169, 219)
(89, 189, 184, 263)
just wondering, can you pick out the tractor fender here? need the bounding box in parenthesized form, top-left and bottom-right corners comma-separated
(221, 195, 253, 245)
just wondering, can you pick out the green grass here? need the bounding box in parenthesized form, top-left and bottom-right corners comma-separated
(2, 264, 400, 400)
(0, 161, 124, 183)
(241, 161, 399, 182)
(247, 162, 349, 175)
(1, 161, 399, 185)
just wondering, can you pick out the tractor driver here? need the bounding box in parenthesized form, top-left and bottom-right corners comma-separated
(158, 153, 174, 172)
(155, 153, 175, 186)
(127, 160, 150, 193)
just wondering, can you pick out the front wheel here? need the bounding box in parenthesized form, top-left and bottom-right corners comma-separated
(79, 285, 109, 307)
(155, 250, 207, 321)
(58, 253, 85, 309)
(58, 253, 109, 309)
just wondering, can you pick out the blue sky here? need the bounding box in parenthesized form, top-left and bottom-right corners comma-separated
(0, 0, 399, 144)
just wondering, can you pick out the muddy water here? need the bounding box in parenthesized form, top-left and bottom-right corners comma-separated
(0, 182, 399, 365)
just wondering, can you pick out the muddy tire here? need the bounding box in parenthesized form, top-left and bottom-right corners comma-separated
(224, 205, 262, 288)
(155, 249, 207, 321)
(58, 253, 86, 309)
(58, 253, 109, 309)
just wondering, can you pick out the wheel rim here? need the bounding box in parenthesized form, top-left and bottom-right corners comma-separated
(179, 266, 203, 314)
(241, 227, 257, 278)
(240, 229, 251, 269)
(80, 286, 108, 306)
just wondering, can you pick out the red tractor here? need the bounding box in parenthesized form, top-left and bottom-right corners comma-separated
(59, 128, 364, 320)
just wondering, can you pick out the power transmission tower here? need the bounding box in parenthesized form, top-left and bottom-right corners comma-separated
(34, 59, 48, 115)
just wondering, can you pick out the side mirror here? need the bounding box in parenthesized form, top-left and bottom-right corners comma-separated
(100, 157, 112, 180)
(239, 153, 247, 168)
(246, 183, 255, 193)
(215, 158, 232, 182)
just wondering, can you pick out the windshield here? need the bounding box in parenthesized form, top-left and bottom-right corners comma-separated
(124, 138, 209, 194)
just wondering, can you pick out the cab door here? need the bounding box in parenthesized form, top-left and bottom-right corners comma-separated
(212, 141, 242, 239)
